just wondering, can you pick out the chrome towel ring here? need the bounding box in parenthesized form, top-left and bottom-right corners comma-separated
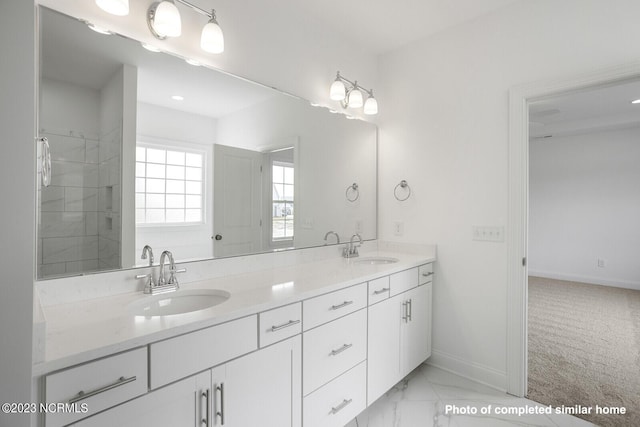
(346, 183, 359, 202)
(394, 180, 411, 201)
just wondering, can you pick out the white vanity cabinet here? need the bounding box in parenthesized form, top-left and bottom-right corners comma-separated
(71, 371, 210, 427)
(367, 265, 433, 405)
(71, 336, 301, 427)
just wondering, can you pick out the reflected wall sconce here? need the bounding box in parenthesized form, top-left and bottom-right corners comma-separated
(96, 0, 224, 53)
(330, 71, 378, 115)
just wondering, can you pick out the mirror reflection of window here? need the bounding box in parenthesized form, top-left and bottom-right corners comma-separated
(271, 161, 294, 242)
(135, 144, 204, 225)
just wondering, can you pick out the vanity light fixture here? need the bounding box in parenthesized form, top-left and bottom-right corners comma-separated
(632, 99, 640, 104)
(96, 0, 129, 16)
(147, 0, 224, 54)
(185, 58, 201, 66)
(329, 71, 378, 115)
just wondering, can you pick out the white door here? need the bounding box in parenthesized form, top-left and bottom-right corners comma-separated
(213, 144, 263, 257)
(367, 294, 402, 405)
(401, 284, 432, 377)
(72, 371, 210, 427)
(210, 336, 301, 427)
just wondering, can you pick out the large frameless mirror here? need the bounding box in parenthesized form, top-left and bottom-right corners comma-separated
(36, 6, 377, 279)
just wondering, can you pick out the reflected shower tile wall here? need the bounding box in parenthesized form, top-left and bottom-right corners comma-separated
(42, 236, 99, 264)
(38, 131, 104, 278)
(97, 123, 122, 270)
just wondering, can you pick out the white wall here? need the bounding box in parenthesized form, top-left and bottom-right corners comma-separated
(529, 127, 640, 290)
(0, 1, 35, 426)
(377, 0, 640, 389)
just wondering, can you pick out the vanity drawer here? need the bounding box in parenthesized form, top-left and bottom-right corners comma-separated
(419, 263, 434, 285)
(389, 267, 419, 296)
(303, 361, 366, 427)
(45, 347, 148, 427)
(150, 315, 257, 389)
(303, 309, 367, 395)
(368, 276, 390, 305)
(259, 302, 302, 348)
(303, 282, 367, 330)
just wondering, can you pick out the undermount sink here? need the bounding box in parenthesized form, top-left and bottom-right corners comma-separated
(354, 257, 399, 265)
(128, 289, 230, 317)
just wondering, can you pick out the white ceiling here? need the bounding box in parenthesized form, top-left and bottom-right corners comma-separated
(529, 80, 640, 139)
(282, 0, 523, 54)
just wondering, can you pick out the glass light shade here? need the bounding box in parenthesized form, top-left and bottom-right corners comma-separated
(96, 0, 129, 16)
(201, 20, 224, 54)
(347, 89, 363, 108)
(330, 80, 346, 101)
(152, 1, 182, 38)
(363, 96, 378, 115)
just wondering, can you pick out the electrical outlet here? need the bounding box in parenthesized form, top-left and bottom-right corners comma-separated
(472, 226, 504, 242)
(597, 258, 605, 268)
(393, 221, 404, 236)
(301, 218, 314, 229)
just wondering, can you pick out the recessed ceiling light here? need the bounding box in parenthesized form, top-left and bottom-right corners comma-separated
(185, 58, 201, 66)
(632, 99, 640, 104)
(87, 23, 112, 35)
(141, 43, 161, 52)
(171, 95, 184, 101)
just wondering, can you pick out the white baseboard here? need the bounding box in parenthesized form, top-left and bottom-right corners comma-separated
(426, 349, 507, 393)
(528, 270, 640, 291)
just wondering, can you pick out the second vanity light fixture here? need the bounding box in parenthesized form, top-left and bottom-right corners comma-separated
(96, 0, 224, 54)
(330, 71, 378, 115)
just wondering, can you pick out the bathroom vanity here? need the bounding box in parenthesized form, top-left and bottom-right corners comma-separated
(34, 250, 434, 427)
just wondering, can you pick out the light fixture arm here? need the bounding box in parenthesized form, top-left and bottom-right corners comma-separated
(174, 0, 214, 19)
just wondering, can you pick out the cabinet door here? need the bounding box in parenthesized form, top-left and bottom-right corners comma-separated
(72, 371, 210, 427)
(367, 294, 402, 405)
(211, 335, 301, 427)
(400, 283, 432, 377)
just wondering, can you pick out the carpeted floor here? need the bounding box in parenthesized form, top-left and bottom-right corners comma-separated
(527, 276, 640, 427)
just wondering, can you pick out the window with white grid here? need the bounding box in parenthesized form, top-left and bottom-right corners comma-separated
(135, 144, 204, 225)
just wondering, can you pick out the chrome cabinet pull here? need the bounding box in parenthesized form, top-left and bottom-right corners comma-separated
(68, 376, 136, 404)
(202, 389, 210, 426)
(216, 383, 225, 425)
(402, 301, 409, 323)
(330, 343, 353, 356)
(408, 298, 413, 321)
(271, 319, 301, 332)
(422, 272, 434, 277)
(330, 300, 353, 310)
(330, 398, 353, 415)
(372, 287, 389, 295)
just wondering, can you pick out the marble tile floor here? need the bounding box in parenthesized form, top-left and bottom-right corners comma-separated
(346, 364, 596, 427)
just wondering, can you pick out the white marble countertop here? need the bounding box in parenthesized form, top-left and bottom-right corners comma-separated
(34, 250, 435, 376)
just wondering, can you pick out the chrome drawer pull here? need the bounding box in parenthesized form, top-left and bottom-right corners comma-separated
(202, 389, 210, 427)
(422, 272, 433, 277)
(330, 343, 353, 356)
(330, 398, 353, 415)
(407, 298, 413, 321)
(68, 376, 136, 404)
(216, 383, 225, 425)
(330, 300, 353, 310)
(372, 287, 389, 295)
(271, 319, 301, 332)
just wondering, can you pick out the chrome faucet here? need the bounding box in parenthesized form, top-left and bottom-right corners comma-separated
(343, 233, 362, 258)
(324, 231, 340, 245)
(141, 245, 154, 266)
(135, 249, 186, 295)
